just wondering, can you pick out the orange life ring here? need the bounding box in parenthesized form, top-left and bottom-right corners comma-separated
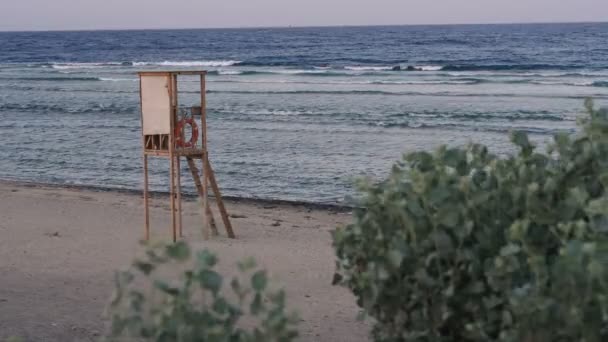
(175, 117, 199, 148)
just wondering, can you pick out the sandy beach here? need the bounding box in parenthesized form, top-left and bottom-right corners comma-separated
(0, 181, 370, 341)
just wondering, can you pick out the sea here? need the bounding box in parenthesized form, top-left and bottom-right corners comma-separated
(1, 23, 607, 204)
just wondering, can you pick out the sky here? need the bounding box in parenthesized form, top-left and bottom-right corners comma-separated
(1, 0, 607, 31)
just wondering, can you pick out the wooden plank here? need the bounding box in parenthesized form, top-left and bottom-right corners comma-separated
(143, 155, 150, 240)
(169, 156, 176, 242)
(139, 76, 150, 241)
(186, 157, 218, 236)
(137, 71, 171, 77)
(172, 74, 182, 239)
(205, 158, 236, 238)
(144, 150, 170, 157)
(168, 74, 177, 242)
(138, 71, 207, 76)
(199, 75, 211, 239)
(200, 74, 207, 150)
(187, 158, 210, 240)
(172, 71, 207, 76)
(176, 157, 182, 238)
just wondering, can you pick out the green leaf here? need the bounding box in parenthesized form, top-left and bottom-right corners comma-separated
(198, 270, 223, 294)
(165, 241, 190, 261)
(432, 230, 453, 252)
(500, 244, 521, 257)
(436, 207, 460, 228)
(251, 270, 268, 292)
(511, 131, 530, 148)
(237, 257, 257, 271)
(387, 250, 404, 269)
(133, 261, 155, 275)
(212, 297, 229, 314)
(250, 293, 263, 315)
(153, 280, 179, 296)
(196, 249, 218, 268)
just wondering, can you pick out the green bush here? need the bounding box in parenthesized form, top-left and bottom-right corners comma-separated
(108, 241, 298, 342)
(333, 100, 608, 341)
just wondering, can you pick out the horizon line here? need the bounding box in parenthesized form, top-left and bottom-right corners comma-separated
(1, 20, 606, 34)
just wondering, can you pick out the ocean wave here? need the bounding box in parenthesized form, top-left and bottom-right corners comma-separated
(49, 62, 132, 69)
(0, 76, 102, 82)
(344, 66, 393, 71)
(0, 102, 137, 114)
(14, 61, 603, 75)
(209, 79, 481, 85)
(43, 60, 242, 69)
(216, 69, 243, 75)
(444, 71, 608, 78)
(133, 60, 242, 67)
(373, 79, 480, 85)
(206, 89, 608, 100)
(99, 77, 138, 82)
(387, 110, 570, 122)
(440, 64, 584, 72)
(215, 108, 321, 117)
(288, 65, 443, 72)
(217, 107, 569, 122)
(212, 110, 570, 135)
(206, 75, 607, 87)
(593, 81, 608, 88)
(207, 89, 411, 96)
(412, 65, 444, 71)
(370, 121, 561, 134)
(207, 69, 358, 77)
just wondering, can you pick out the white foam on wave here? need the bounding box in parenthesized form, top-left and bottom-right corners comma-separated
(275, 69, 331, 74)
(99, 77, 138, 82)
(531, 80, 596, 87)
(374, 80, 476, 85)
(217, 70, 243, 75)
(234, 109, 318, 116)
(414, 65, 444, 71)
(446, 71, 537, 77)
(447, 71, 608, 78)
(51, 62, 124, 70)
(210, 79, 477, 85)
(345, 66, 393, 71)
(134, 60, 242, 67)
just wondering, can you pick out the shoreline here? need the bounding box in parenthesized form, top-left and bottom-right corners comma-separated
(0, 179, 354, 213)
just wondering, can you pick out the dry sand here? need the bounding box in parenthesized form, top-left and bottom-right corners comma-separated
(0, 181, 370, 341)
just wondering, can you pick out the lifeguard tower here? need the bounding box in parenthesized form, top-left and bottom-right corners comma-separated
(138, 70, 234, 241)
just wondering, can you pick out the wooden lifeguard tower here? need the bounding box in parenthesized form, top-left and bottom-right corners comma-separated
(138, 70, 234, 242)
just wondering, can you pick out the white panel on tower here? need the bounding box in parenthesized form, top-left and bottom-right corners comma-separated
(141, 75, 171, 135)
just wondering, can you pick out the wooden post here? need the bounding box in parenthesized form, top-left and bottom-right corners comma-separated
(200, 74, 207, 153)
(205, 159, 236, 238)
(139, 75, 150, 241)
(169, 155, 176, 242)
(176, 156, 182, 238)
(186, 157, 219, 235)
(143, 154, 150, 240)
(169, 74, 177, 242)
(200, 75, 211, 239)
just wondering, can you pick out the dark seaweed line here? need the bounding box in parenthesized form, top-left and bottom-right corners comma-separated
(0, 179, 354, 211)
